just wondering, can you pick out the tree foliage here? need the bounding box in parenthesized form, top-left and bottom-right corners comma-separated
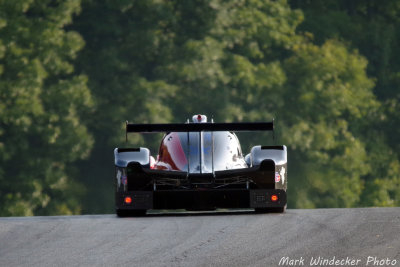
(289, 0, 400, 207)
(0, 0, 92, 216)
(281, 40, 377, 207)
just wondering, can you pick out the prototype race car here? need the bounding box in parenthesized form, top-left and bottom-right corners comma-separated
(114, 115, 287, 216)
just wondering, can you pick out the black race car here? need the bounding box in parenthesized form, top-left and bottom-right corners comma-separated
(114, 115, 287, 216)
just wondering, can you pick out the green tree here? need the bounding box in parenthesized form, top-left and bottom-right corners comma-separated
(73, 0, 179, 213)
(289, 0, 400, 207)
(0, 0, 93, 216)
(281, 40, 377, 207)
(161, 0, 304, 122)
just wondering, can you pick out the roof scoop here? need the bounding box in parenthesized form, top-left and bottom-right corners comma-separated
(192, 114, 207, 123)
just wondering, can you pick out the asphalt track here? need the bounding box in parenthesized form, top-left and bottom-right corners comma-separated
(0, 208, 399, 267)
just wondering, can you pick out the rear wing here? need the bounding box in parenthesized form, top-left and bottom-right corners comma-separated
(126, 121, 274, 138)
(126, 120, 274, 142)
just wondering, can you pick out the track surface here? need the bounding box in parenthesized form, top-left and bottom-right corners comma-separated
(0, 208, 399, 267)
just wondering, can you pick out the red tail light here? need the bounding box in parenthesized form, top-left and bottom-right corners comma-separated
(124, 196, 132, 204)
(271, 194, 278, 202)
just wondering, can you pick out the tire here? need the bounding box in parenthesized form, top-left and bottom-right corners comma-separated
(255, 205, 286, 213)
(116, 209, 147, 217)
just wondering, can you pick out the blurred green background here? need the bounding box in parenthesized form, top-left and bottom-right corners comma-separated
(1, 0, 399, 216)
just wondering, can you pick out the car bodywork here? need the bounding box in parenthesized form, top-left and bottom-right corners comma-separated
(114, 115, 287, 216)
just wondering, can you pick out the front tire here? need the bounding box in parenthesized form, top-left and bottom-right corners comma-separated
(255, 205, 286, 213)
(116, 209, 147, 217)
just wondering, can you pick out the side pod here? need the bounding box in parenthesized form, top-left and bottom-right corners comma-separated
(250, 145, 287, 190)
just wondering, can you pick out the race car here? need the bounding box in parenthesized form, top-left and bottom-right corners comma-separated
(114, 114, 287, 216)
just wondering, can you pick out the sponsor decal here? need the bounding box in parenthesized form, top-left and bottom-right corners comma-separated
(275, 172, 281, 182)
(121, 175, 127, 185)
